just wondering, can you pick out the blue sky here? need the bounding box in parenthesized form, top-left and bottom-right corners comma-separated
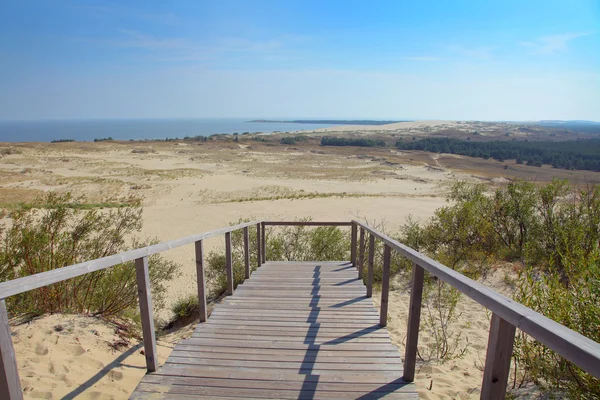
(1, 0, 599, 121)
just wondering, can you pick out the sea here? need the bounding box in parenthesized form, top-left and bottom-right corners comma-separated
(0, 118, 338, 143)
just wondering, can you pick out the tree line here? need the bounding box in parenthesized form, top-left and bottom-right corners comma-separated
(396, 137, 600, 172)
(321, 136, 386, 147)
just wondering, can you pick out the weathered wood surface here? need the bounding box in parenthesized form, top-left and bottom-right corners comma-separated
(131, 261, 416, 399)
(263, 221, 353, 226)
(135, 257, 158, 372)
(0, 300, 22, 400)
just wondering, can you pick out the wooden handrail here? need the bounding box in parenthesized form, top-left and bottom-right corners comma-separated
(0, 220, 261, 300)
(2, 218, 598, 400)
(0, 220, 262, 400)
(262, 221, 353, 226)
(352, 219, 600, 399)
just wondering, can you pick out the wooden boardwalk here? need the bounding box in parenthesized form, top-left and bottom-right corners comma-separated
(131, 261, 417, 399)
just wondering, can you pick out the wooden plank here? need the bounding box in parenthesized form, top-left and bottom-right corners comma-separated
(350, 222, 357, 268)
(141, 374, 409, 392)
(174, 345, 400, 358)
(0, 220, 261, 300)
(225, 232, 233, 295)
(191, 319, 380, 328)
(367, 233, 375, 298)
(179, 338, 398, 351)
(262, 221, 352, 226)
(243, 227, 250, 279)
(481, 313, 516, 400)
(165, 357, 402, 371)
(358, 227, 365, 279)
(403, 263, 424, 382)
(195, 240, 207, 323)
(352, 219, 600, 379)
(169, 350, 399, 364)
(135, 257, 158, 372)
(380, 244, 391, 327)
(157, 363, 404, 383)
(0, 300, 22, 400)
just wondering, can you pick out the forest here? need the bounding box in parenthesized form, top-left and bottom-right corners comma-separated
(396, 137, 600, 172)
(321, 136, 386, 147)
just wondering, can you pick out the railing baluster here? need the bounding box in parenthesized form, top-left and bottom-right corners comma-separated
(358, 227, 365, 279)
(135, 256, 158, 372)
(225, 232, 234, 295)
(403, 263, 425, 382)
(380, 244, 391, 327)
(256, 223, 262, 267)
(195, 240, 207, 322)
(261, 222, 266, 263)
(350, 222, 357, 268)
(0, 300, 22, 400)
(243, 227, 250, 279)
(481, 313, 516, 400)
(367, 234, 375, 298)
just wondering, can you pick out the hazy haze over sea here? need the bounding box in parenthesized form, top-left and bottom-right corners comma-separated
(0, 119, 338, 143)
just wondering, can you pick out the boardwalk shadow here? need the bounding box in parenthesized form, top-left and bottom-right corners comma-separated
(62, 343, 144, 399)
(322, 325, 382, 345)
(331, 296, 367, 308)
(333, 277, 360, 286)
(354, 377, 413, 400)
(298, 263, 407, 399)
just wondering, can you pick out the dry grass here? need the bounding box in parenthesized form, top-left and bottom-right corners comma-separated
(0, 188, 46, 208)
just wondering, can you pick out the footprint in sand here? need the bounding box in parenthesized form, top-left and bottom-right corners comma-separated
(107, 369, 124, 381)
(84, 390, 116, 399)
(35, 343, 49, 356)
(63, 344, 86, 356)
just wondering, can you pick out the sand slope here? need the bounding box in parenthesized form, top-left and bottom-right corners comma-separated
(13, 314, 173, 400)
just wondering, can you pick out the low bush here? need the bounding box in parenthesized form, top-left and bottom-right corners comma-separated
(0, 193, 180, 320)
(204, 219, 350, 297)
(395, 179, 600, 395)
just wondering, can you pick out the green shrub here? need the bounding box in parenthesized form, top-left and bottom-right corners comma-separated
(514, 249, 600, 398)
(396, 179, 600, 395)
(204, 219, 350, 297)
(0, 193, 180, 319)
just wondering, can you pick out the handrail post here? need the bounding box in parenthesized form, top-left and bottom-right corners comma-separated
(135, 256, 158, 372)
(367, 234, 375, 298)
(225, 232, 234, 295)
(403, 263, 425, 382)
(358, 227, 365, 279)
(261, 222, 266, 263)
(256, 223, 262, 267)
(380, 244, 391, 327)
(0, 300, 22, 400)
(481, 313, 516, 400)
(243, 227, 250, 279)
(350, 222, 357, 268)
(195, 240, 207, 322)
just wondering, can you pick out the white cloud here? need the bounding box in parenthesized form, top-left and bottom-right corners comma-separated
(520, 32, 592, 55)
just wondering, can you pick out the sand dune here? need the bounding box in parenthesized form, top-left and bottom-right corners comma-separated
(1, 141, 499, 399)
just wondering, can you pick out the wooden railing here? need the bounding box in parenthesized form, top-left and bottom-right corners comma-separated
(0, 220, 261, 400)
(350, 220, 600, 400)
(0, 219, 599, 400)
